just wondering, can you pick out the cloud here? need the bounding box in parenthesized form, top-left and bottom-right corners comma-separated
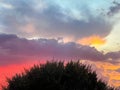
(90, 61, 120, 87)
(0, 34, 120, 66)
(115, 68, 120, 72)
(78, 35, 106, 48)
(106, 51, 120, 60)
(0, 0, 113, 40)
(107, 1, 120, 16)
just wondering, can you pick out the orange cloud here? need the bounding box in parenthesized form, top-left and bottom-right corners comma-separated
(80, 60, 120, 87)
(84, 60, 120, 87)
(78, 35, 106, 48)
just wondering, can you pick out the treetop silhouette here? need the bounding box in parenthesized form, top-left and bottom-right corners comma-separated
(3, 61, 114, 90)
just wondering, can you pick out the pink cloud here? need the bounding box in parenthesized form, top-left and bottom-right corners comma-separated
(0, 34, 120, 66)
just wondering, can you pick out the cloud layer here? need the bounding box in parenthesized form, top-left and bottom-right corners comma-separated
(0, 0, 114, 40)
(0, 34, 120, 66)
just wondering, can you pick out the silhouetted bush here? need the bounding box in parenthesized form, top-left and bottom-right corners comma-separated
(3, 61, 114, 90)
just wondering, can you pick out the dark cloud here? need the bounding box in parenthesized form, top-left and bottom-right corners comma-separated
(115, 68, 120, 72)
(0, 34, 120, 66)
(0, 0, 112, 39)
(106, 51, 120, 60)
(107, 1, 120, 16)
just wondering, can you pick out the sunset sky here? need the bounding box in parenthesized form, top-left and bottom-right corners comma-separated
(1, 0, 120, 89)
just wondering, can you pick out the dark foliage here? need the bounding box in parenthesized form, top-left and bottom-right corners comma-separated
(3, 61, 114, 90)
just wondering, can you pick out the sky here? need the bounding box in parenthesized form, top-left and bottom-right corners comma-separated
(1, 0, 120, 89)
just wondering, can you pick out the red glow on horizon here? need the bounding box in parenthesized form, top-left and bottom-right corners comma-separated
(0, 60, 46, 90)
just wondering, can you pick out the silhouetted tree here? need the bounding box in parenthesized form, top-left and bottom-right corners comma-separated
(3, 61, 114, 90)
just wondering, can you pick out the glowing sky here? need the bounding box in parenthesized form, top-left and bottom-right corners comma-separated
(1, 0, 120, 89)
